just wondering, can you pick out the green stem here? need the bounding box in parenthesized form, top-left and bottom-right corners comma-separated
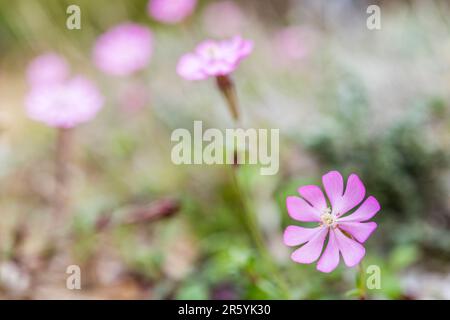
(218, 76, 289, 298)
(230, 167, 290, 298)
(54, 127, 73, 225)
(357, 261, 367, 300)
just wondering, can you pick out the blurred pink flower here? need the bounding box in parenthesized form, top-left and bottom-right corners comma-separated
(93, 23, 153, 76)
(177, 36, 253, 81)
(273, 26, 316, 64)
(25, 76, 104, 128)
(284, 171, 380, 273)
(148, 0, 197, 24)
(202, 1, 245, 37)
(26, 53, 69, 86)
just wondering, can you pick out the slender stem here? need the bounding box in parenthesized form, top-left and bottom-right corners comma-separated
(230, 159, 290, 298)
(357, 261, 367, 300)
(216, 75, 239, 121)
(218, 75, 289, 298)
(41, 127, 74, 265)
(54, 127, 73, 223)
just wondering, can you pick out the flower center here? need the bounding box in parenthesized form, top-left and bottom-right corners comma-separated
(320, 208, 336, 227)
(206, 46, 219, 59)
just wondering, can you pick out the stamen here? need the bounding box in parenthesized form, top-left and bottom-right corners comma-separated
(320, 208, 336, 227)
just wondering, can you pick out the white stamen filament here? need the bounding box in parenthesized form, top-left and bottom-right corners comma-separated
(320, 207, 337, 228)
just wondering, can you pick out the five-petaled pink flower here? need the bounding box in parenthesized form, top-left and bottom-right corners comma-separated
(26, 52, 70, 86)
(148, 0, 197, 24)
(177, 36, 253, 81)
(284, 171, 380, 273)
(93, 23, 153, 76)
(25, 76, 104, 128)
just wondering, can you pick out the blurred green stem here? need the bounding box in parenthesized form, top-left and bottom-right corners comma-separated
(230, 167, 290, 298)
(219, 76, 289, 298)
(43, 128, 74, 262)
(54, 127, 73, 223)
(356, 261, 367, 300)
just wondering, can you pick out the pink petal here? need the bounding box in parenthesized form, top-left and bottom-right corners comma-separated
(322, 171, 343, 211)
(195, 40, 219, 57)
(338, 222, 377, 243)
(286, 196, 321, 222)
(203, 59, 235, 76)
(298, 185, 327, 212)
(317, 229, 340, 273)
(93, 23, 153, 76)
(334, 228, 365, 267)
(176, 53, 208, 80)
(336, 174, 366, 215)
(291, 227, 328, 264)
(27, 53, 69, 86)
(338, 196, 380, 222)
(148, 0, 197, 24)
(283, 225, 323, 247)
(235, 38, 253, 59)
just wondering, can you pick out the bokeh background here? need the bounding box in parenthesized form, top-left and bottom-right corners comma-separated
(0, 0, 449, 299)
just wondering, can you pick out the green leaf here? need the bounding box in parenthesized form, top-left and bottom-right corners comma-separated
(345, 289, 360, 298)
(176, 282, 209, 300)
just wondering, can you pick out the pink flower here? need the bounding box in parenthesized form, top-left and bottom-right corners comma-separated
(26, 53, 69, 86)
(202, 1, 245, 37)
(25, 76, 104, 128)
(93, 23, 153, 76)
(284, 171, 380, 273)
(177, 36, 253, 81)
(273, 26, 314, 63)
(148, 0, 197, 24)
